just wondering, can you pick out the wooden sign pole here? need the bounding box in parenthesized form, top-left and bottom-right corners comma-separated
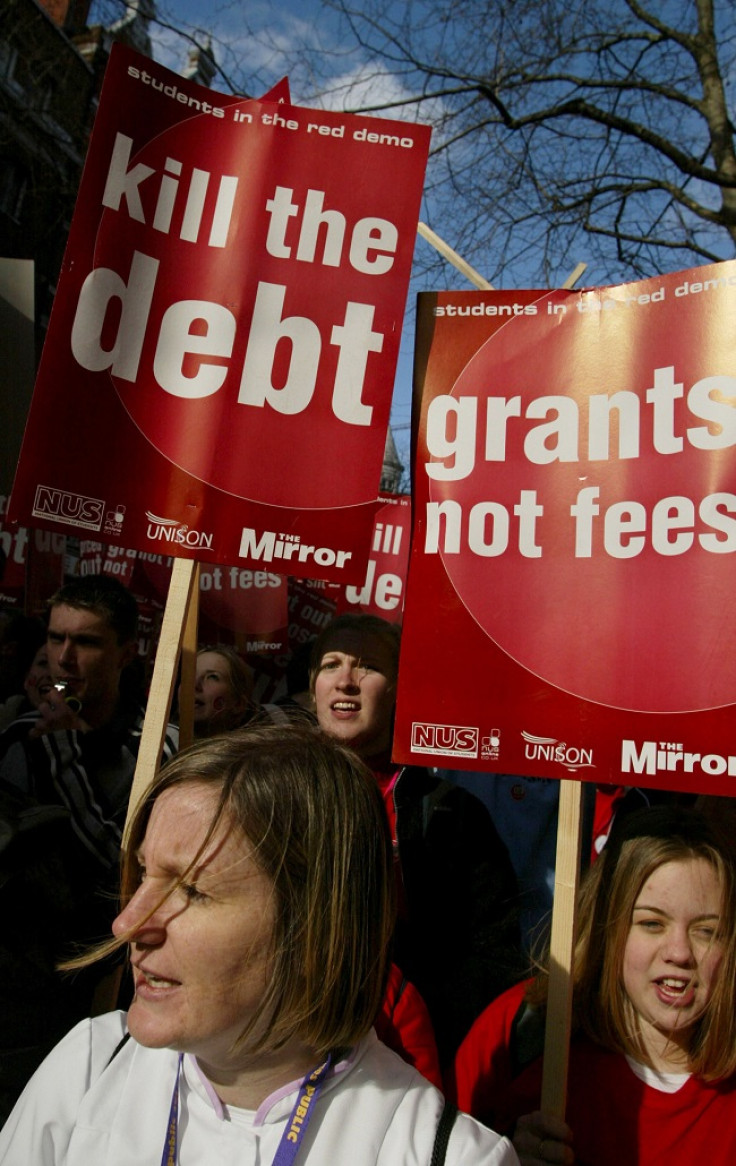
(416, 223, 591, 1119)
(177, 562, 200, 751)
(123, 556, 199, 842)
(417, 222, 587, 293)
(417, 223, 494, 290)
(540, 778, 584, 1115)
(561, 261, 587, 289)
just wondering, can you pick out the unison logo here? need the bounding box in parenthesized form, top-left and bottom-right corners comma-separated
(145, 512, 214, 550)
(522, 731, 595, 773)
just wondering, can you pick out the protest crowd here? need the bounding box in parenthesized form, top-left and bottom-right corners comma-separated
(0, 573, 733, 1165)
(2, 10, 734, 1162)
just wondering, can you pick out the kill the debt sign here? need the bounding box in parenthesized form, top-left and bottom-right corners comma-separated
(394, 262, 736, 796)
(335, 492, 411, 621)
(8, 45, 430, 585)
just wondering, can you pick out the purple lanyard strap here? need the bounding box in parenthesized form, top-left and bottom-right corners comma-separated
(162, 1052, 333, 1166)
(161, 1054, 183, 1166)
(271, 1055, 333, 1166)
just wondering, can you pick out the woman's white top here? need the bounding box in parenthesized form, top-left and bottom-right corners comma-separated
(0, 1012, 518, 1166)
(625, 1056, 691, 1094)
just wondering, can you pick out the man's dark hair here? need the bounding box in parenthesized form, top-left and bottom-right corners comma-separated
(48, 576, 139, 644)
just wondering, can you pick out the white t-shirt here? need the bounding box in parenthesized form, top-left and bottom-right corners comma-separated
(625, 1056, 691, 1094)
(0, 1012, 518, 1166)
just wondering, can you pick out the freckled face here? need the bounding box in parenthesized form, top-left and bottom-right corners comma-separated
(192, 651, 238, 724)
(112, 783, 275, 1073)
(623, 857, 724, 1069)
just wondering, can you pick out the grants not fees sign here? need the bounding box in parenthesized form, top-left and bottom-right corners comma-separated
(394, 264, 736, 796)
(8, 46, 430, 584)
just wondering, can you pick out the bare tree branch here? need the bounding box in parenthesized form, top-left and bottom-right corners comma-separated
(85, 0, 736, 286)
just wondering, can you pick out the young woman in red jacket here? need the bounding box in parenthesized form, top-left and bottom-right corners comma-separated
(450, 805, 736, 1166)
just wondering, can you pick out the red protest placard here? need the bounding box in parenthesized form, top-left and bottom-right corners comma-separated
(395, 263, 736, 796)
(0, 510, 65, 612)
(97, 545, 288, 650)
(336, 492, 411, 621)
(8, 45, 430, 585)
(196, 564, 287, 652)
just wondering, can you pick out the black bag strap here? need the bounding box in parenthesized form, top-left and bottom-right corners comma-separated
(106, 1030, 131, 1067)
(430, 1099, 458, 1166)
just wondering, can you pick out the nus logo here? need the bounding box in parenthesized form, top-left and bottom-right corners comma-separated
(32, 486, 105, 531)
(411, 722, 479, 759)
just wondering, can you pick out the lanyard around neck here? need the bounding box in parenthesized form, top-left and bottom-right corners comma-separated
(162, 1052, 333, 1166)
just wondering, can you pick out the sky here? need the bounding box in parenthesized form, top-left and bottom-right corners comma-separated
(88, 0, 458, 471)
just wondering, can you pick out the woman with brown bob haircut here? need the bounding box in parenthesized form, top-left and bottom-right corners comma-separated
(0, 722, 517, 1166)
(450, 805, 736, 1166)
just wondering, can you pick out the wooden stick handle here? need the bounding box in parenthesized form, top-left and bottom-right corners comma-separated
(541, 778, 585, 1116)
(417, 222, 494, 290)
(561, 262, 587, 289)
(177, 562, 200, 751)
(123, 557, 199, 843)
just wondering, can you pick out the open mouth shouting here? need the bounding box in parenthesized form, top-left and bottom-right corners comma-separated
(134, 965, 181, 998)
(331, 699, 361, 715)
(653, 977, 696, 1008)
